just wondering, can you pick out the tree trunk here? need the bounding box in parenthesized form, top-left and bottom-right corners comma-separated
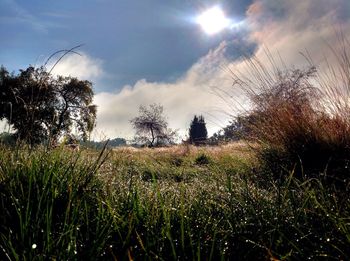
(150, 126, 155, 147)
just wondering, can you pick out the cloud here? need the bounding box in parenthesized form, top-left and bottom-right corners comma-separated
(246, 0, 350, 66)
(93, 0, 350, 140)
(0, 0, 47, 33)
(47, 52, 105, 81)
(92, 41, 242, 140)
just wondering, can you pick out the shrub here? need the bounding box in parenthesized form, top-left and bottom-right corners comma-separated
(195, 153, 211, 165)
(230, 46, 350, 186)
(0, 132, 16, 146)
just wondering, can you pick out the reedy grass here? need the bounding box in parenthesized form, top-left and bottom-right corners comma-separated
(224, 41, 350, 186)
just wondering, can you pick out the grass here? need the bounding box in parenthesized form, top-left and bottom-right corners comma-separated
(223, 41, 350, 186)
(0, 144, 349, 260)
(2, 39, 350, 260)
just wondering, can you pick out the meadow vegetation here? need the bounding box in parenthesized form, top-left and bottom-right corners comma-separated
(0, 142, 349, 260)
(1, 42, 350, 260)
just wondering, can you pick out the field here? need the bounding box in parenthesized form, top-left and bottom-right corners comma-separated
(0, 143, 349, 260)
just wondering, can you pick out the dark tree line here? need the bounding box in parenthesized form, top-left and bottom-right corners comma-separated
(80, 138, 127, 149)
(0, 65, 96, 145)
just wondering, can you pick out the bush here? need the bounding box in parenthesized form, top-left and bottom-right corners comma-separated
(0, 132, 16, 146)
(195, 153, 211, 165)
(230, 46, 350, 186)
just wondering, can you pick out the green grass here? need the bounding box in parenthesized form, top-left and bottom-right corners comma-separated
(0, 144, 349, 260)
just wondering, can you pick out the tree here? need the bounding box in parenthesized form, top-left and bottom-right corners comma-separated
(131, 104, 176, 147)
(189, 115, 208, 145)
(0, 65, 97, 145)
(210, 113, 261, 142)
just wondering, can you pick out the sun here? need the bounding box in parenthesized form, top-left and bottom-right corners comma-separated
(196, 6, 230, 35)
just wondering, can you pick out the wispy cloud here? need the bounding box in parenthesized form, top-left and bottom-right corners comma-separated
(47, 52, 105, 81)
(0, 0, 48, 33)
(40, 11, 72, 19)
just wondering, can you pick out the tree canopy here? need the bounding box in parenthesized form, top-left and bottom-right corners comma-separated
(189, 115, 208, 145)
(0, 65, 97, 145)
(130, 104, 176, 147)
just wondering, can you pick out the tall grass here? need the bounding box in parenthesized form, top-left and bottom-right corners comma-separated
(0, 146, 113, 260)
(0, 145, 349, 260)
(228, 42, 350, 185)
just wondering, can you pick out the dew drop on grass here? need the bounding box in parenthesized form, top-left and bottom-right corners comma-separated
(32, 244, 37, 249)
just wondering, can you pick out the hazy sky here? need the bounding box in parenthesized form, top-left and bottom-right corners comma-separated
(1, 0, 350, 140)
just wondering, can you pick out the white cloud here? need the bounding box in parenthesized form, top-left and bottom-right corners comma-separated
(47, 52, 105, 81)
(92, 45, 235, 140)
(0, 119, 14, 133)
(93, 0, 350, 141)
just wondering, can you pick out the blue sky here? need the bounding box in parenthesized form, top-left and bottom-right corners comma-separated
(0, 0, 253, 91)
(1, 0, 349, 139)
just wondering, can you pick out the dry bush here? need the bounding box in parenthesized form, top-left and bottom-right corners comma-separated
(230, 44, 350, 184)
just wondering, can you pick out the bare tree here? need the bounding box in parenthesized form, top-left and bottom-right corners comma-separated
(131, 104, 176, 147)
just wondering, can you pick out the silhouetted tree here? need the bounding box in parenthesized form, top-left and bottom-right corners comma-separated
(0, 65, 96, 145)
(131, 104, 176, 147)
(189, 115, 208, 145)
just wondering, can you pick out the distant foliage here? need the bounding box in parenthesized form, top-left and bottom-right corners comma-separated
(189, 115, 208, 145)
(0, 132, 16, 146)
(131, 104, 177, 147)
(81, 137, 127, 149)
(211, 114, 260, 142)
(0, 65, 96, 145)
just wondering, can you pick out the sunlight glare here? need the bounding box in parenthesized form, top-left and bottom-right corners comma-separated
(196, 6, 231, 35)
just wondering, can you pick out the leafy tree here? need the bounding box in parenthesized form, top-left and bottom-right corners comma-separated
(131, 104, 176, 147)
(189, 115, 208, 145)
(0, 65, 96, 145)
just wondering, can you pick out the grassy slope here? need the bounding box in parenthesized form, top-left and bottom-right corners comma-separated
(0, 143, 349, 260)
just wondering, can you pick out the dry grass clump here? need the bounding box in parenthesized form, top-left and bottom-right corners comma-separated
(229, 44, 350, 184)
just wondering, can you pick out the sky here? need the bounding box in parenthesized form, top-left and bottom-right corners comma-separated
(1, 0, 350, 140)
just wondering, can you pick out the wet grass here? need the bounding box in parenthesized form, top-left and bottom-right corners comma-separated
(0, 144, 349, 260)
